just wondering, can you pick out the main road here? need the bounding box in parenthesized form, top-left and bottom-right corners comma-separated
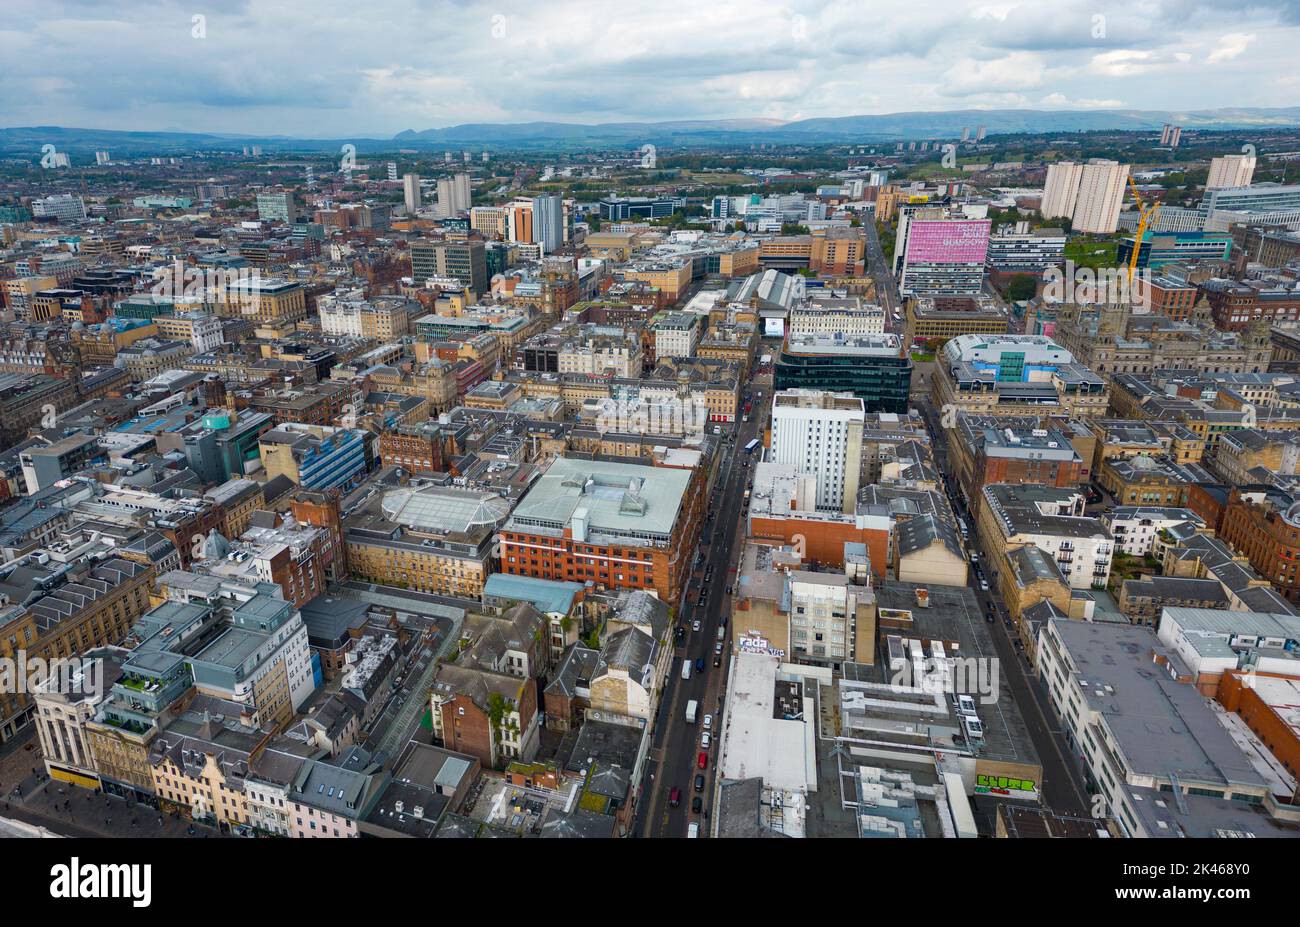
(864, 206, 1091, 817)
(631, 375, 768, 837)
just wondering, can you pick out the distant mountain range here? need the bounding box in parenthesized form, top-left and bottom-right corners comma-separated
(4, 107, 1300, 157)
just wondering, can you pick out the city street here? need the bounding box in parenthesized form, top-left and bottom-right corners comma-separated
(915, 394, 1091, 816)
(866, 207, 1092, 818)
(632, 375, 768, 837)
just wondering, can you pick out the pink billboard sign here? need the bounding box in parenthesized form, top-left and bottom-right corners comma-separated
(907, 219, 990, 263)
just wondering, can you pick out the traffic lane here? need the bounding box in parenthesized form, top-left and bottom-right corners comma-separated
(643, 418, 750, 834)
(971, 576, 1090, 815)
(963, 539, 1091, 815)
(647, 394, 760, 818)
(657, 407, 760, 824)
(914, 396, 1091, 814)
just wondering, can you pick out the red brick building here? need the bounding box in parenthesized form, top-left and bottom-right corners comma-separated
(1133, 276, 1199, 321)
(1217, 488, 1300, 602)
(432, 667, 539, 769)
(290, 487, 349, 582)
(498, 456, 705, 603)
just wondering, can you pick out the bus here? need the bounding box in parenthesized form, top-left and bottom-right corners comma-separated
(744, 439, 759, 454)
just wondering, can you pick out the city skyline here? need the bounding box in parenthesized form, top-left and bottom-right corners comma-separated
(2, 0, 1299, 137)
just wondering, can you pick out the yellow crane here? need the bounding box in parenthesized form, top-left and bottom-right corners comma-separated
(1125, 175, 1161, 287)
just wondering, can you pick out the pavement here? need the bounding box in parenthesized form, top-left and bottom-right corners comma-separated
(0, 725, 222, 838)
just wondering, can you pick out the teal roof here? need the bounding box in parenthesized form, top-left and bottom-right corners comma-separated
(483, 574, 584, 616)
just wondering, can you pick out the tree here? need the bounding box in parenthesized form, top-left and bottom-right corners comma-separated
(1004, 274, 1038, 302)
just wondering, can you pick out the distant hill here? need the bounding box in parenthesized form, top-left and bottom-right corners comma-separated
(4, 107, 1299, 157)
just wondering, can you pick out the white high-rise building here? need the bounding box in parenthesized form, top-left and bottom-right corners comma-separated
(1207, 154, 1256, 191)
(1041, 161, 1084, 222)
(533, 195, 563, 253)
(387, 162, 398, 182)
(769, 389, 866, 514)
(1072, 159, 1129, 233)
(403, 173, 421, 213)
(436, 173, 472, 217)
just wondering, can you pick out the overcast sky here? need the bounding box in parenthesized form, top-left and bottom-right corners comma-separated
(2, 0, 1298, 137)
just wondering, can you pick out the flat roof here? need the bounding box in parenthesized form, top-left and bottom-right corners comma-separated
(506, 456, 690, 541)
(1049, 619, 1266, 789)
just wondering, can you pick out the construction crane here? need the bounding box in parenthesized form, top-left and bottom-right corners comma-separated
(1125, 175, 1161, 287)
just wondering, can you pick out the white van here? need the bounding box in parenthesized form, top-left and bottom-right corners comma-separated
(681, 659, 692, 681)
(687, 822, 700, 838)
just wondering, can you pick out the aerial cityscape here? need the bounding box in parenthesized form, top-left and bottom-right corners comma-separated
(0, 2, 1297, 892)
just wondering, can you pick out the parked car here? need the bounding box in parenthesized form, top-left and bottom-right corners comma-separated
(697, 751, 708, 770)
(691, 796, 703, 814)
(701, 732, 711, 749)
(694, 774, 706, 792)
(703, 714, 713, 730)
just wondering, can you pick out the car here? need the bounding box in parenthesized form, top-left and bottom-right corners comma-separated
(713, 654, 722, 667)
(674, 626, 686, 642)
(697, 751, 708, 770)
(691, 796, 703, 814)
(694, 657, 705, 673)
(979, 579, 989, 591)
(687, 822, 700, 838)
(692, 619, 701, 632)
(702, 714, 713, 730)
(714, 642, 724, 654)
(694, 774, 706, 792)
(670, 787, 681, 807)
(701, 732, 711, 749)
(726, 585, 733, 595)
